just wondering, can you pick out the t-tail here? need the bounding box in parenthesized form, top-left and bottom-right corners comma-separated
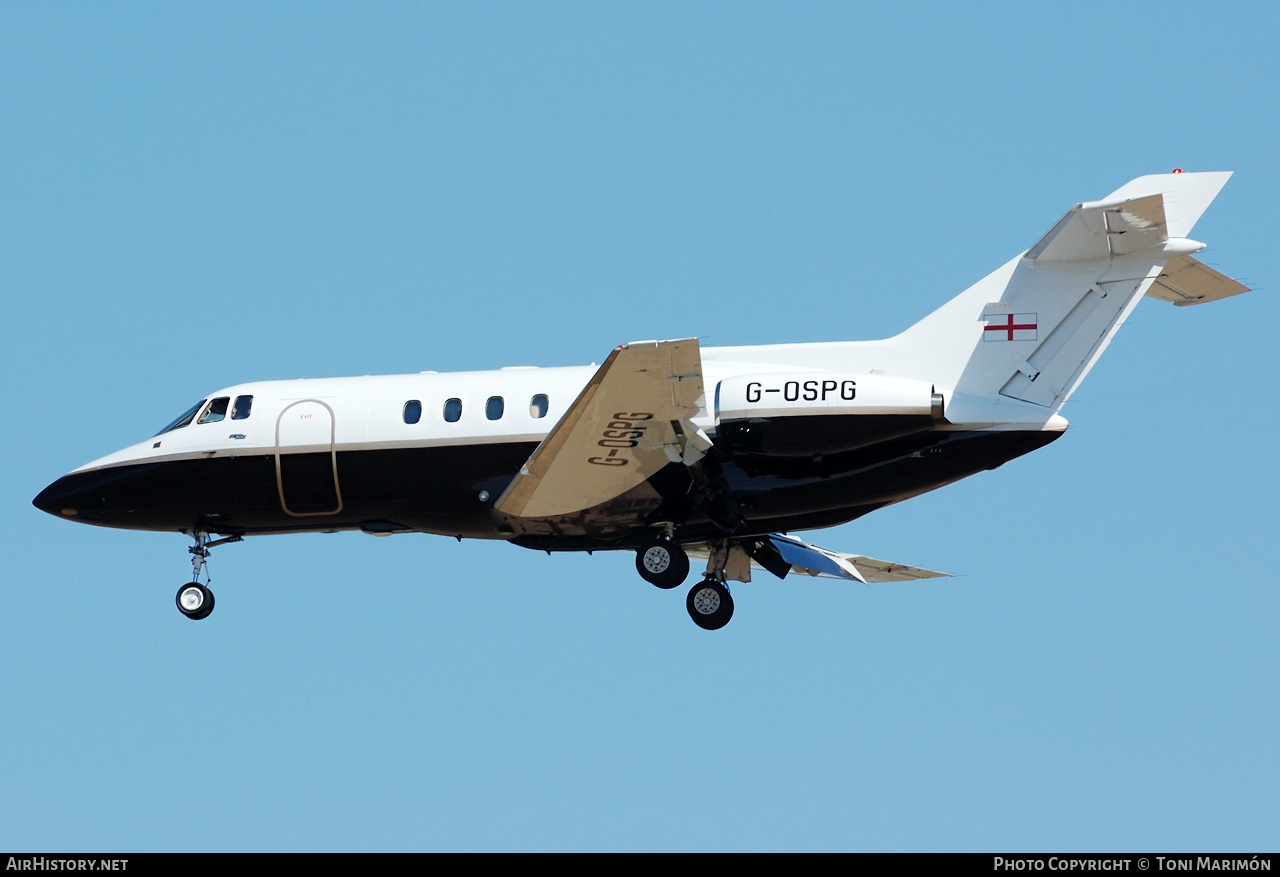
(874, 172, 1249, 415)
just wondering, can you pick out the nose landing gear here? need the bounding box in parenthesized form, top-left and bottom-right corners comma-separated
(176, 582, 215, 620)
(176, 530, 241, 620)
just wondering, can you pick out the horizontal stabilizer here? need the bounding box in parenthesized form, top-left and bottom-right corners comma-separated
(1145, 255, 1251, 306)
(1026, 193, 1167, 262)
(688, 535, 950, 584)
(1024, 172, 1231, 264)
(1098, 171, 1231, 238)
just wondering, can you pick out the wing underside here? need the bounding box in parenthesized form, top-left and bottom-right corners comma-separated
(494, 338, 710, 521)
(687, 534, 950, 584)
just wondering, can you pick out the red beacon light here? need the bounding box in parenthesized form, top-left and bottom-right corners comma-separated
(1173, 168, 1183, 173)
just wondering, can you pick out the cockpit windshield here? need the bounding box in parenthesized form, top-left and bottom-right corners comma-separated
(156, 400, 206, 436)
(197, 397, 230, 424)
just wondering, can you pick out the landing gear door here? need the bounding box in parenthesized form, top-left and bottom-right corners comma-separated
(275, 400, 343, 516)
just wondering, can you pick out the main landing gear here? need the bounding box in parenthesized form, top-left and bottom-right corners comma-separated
(635, 534, 736, 630)
(686, 578, 734, 630)
(175, 530, 241, 620)
(635, 537, 690, 590)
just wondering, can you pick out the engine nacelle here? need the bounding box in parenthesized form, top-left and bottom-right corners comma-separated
(714, 372, 942, 456)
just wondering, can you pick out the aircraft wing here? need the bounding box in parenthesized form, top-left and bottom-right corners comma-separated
(687, 534, 951, 584)
(494, 339, 711, 519)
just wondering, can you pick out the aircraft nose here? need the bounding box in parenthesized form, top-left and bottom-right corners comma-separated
(34, 473, 85, 520)
(32, 466, 135, 524)
(34, 460, 188, 530)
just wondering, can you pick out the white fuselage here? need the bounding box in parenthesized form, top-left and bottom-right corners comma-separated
(77, 340, 1066, 478)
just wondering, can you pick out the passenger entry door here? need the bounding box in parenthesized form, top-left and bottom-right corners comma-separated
(275, 400, 343, 516)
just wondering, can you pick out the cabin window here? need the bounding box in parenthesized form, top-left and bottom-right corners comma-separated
(486, 396, 504, 420)
(197, 397, 230, 424)
(231, 395, 253, 420)
(530, 394, 549, 418)
(443, 398, 462, 423)
(403, 400, 422, 424)
(156, 400, 206, 436)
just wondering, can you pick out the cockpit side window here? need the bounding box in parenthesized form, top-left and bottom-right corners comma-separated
(231, 395, 253, 420)
(198, 397, 230, 424)
(156, 400, 207, 436)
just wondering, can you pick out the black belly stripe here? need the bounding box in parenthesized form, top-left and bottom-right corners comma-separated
(33, 425, 1062, 547)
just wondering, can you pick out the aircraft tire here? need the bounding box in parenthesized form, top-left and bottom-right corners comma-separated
(636, 539, 689, 590)
(686, 580, 734, 630)
(175, 582, 215, 620)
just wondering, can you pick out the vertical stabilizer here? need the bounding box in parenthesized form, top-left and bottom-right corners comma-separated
(884, 172, 1242, 410)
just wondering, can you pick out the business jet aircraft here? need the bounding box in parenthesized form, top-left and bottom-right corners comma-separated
(34, 172, 1249, 629)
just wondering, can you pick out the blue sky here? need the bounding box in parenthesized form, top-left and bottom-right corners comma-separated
(2, 2, 1276, 851)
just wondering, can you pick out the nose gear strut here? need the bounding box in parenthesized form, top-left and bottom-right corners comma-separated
(175, 530, 242, 620)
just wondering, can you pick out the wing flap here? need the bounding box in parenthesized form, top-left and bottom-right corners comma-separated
(494, 339, 708, 519)
(769, 534, 867, 582)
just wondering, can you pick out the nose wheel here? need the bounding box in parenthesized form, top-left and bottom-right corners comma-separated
(176, 582, 215, 620)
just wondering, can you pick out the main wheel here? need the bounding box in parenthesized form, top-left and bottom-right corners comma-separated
(636, 539, 690, 589)
(176, 582, 215, 620)
(686, 579, 734, 630)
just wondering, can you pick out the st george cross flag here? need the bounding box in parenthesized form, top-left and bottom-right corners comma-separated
(982, 312, 1038, 342)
